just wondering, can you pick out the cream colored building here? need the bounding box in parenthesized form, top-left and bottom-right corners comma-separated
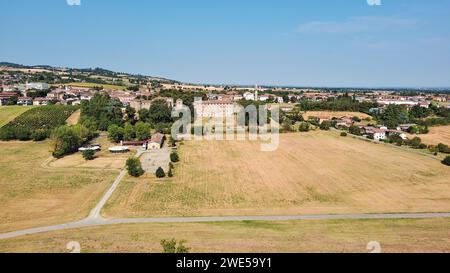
(130, 97, 175, 111)
(194, 99, 235, 118)
(130, 100, 152, 111)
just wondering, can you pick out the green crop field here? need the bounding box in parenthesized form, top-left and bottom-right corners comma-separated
(0, 105, 78, 141)
(0, 106, 35, 128)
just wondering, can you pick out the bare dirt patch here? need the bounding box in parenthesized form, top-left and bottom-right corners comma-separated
(66, 109, 80, 126)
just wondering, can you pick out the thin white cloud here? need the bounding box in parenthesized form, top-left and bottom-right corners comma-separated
(67, 0, 81, 6)
(367, 0, 382, 6)
(297, 16, 417, 34)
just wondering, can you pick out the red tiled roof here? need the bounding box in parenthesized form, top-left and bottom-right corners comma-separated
(150, 133, 165, 143)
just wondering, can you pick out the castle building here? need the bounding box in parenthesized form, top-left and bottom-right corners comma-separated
(194, 99, 235, 118)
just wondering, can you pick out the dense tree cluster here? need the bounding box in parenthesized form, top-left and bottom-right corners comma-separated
(51, 124, 96, 158)
(107, 122, 152, 143)
(26, 89, 51, 99)
(297, 96, 378, 114)
(414, 107, 450, 127)
(385, 135, 427, 150)
(80, 93, 124, 131)
(377, 105, 450, 129)
(376, 105, 410, 129)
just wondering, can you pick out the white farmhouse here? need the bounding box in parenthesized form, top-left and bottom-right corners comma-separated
(365, 128, 387, 141)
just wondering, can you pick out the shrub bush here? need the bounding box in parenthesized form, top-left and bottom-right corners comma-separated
(31, 129, 49, 142)
(407, 137, 422, 149)
(298, 122, 310, 132)
(340, 132, 348, 137)
(0, 127, 15, 140)
(170, 152, 180, 163)
(82, 150, 95, 161)
(437, 143, 450, 154)
(126, 157, 145, 177)
(15, 127, 32, 141)
(319, 121, 332, 131)
(156, 167, 166, 178)
(349, 125, 361, 136)
(442, 156, 450, 166)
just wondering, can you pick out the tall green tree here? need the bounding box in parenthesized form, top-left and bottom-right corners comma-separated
(138, 108, 150, 123)
(126, 157, 145, 177)
(108, 124, 124, 143)
(379, 105, 409, 129)
(135, 122, 151, 141)
(51, 125, 94, 158)
(125, 106, 136, 124)
(149, 99, 172, 124)
(410, 105, 431, 119)
(80, 93, 124, 131)
(123, 123, 136, 141)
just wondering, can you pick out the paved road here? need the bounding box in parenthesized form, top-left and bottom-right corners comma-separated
(1, 212, 450, 240)
(88, 170, 127, 219)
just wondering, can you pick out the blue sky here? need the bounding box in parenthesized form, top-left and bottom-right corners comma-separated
(1, 0, 450, 87)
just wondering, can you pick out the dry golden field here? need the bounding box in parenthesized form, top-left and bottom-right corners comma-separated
(302, 111, 372, 120)
(103, 131, 450, 218)
(0, 218, 449, 253)
(408, 126, 450, 146)
(65, 82, 126, 91)
(0, 141, 118, 233)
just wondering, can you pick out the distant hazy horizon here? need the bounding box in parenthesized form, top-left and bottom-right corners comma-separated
(2, 60, 450, 91)
(1, 0, 450, 88)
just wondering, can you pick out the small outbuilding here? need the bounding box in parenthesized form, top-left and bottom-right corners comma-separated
(109, 146, 130, 153)
(78, 145, 101, 152)
(148, 133, 166, 150)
